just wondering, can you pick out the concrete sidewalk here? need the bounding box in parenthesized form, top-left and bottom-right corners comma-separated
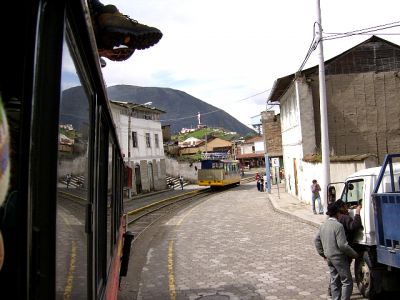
(267, 183, 327, 228)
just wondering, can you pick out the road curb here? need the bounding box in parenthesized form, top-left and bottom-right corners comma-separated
(267, 194, 320, 228)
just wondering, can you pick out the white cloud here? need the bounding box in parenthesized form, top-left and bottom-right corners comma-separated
(100, 0, 400, 126)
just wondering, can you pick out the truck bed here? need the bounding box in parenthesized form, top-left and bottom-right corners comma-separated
(373, 192, 400, 268)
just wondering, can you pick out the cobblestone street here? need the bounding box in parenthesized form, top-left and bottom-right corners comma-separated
(134, 183, 366, 300)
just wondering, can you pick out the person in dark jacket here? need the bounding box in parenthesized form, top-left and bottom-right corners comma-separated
(337, 199, 363, 247)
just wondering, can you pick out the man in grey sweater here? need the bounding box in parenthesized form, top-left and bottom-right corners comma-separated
(314, 201, 359, 300)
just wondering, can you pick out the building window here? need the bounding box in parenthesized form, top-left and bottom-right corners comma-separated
(132, 131, 138, 148)
(252, 145, 255, 153)
(155, 134, 159, 148)
(145, 133, 151, 148)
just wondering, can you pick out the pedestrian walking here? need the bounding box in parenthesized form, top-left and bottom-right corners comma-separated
(311, 179, 323, 214)
(259, 176, 264, 192)
(168, 179, 175, 190)
(314, 201, 359, 300)
(255, 173, 261, 191)
(179, 175, 184, 190)
(66, 173, 72, 188)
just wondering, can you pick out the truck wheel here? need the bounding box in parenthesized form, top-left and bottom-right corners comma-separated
(354, 251, 378, 299)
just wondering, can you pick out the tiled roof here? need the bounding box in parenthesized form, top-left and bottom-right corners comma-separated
(236, 153, 265, 159)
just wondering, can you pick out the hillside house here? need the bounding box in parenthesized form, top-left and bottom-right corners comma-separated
(179, 137, 203, 147)
(267, 35, 400, 203)
(110, 100, 167, 196)
(179, 136, 233, 156)
(236, 136, 265, 168)
(58, 133, 74, 153)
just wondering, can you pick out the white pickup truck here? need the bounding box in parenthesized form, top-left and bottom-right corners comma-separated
(330, 156, 400, 299)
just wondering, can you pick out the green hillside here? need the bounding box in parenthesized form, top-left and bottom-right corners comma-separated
(173, 127, 240, 142)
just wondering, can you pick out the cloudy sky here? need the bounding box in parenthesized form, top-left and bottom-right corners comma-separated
(99, 0, 400, 128)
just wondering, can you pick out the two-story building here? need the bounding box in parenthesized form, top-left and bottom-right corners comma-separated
(110, 100, 167, 196)
(178, 136, 233, 156)
(267, 35, 400, 203)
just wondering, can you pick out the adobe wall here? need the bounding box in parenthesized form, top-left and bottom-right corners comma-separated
(310, 71, 400, 163)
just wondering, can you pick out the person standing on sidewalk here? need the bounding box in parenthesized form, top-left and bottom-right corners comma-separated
(314, 202, 359, 300)
(179, 175, 184, 190)
(311, 179, 323, 214)
(255, 173, 261, 191)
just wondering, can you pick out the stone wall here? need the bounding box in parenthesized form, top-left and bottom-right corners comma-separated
(165, 157, 201, 183)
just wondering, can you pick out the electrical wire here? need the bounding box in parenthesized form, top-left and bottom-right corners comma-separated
(159, 21, 399, 124)
(298, 22, 320, 72)
(298, 21, 400, 71)
(323, 22, 400, 41)
(323, 20, 400, 37)
(160, 88, 272, 123)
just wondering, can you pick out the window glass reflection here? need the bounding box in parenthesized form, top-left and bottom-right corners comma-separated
(56, 42, 89, 299)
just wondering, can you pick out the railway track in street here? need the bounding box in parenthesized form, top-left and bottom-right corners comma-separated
(59, 177, 255, 244)
(125, 177, 255, 240)
(125, 189, 212, 239)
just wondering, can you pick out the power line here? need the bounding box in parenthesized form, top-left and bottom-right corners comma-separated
(297, 21, 400, 71)
(323, 22, 400, 41)
(160, 109, 221, 122)
(164, 21, 400, 124)
(236, 88, 271, 102)
(298, 22, 320, 72)
(160, 88, 272, 123)
(323, 20, 400, 37)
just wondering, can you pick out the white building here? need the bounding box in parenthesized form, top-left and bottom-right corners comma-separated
(179, 137, 202, 147)
(110, 100, 167, 196)
(236, 136, 265, 168)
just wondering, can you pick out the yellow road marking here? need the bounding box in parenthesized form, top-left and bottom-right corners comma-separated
(168, 241, 176, 300)
(168, 197, 214, 299)
(176, 205, 198, 226)
(63, 240, 77, 300)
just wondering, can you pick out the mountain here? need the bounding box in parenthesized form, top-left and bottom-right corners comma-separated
(106, 85, 255, 136)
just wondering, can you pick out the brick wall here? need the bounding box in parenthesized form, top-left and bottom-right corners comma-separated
(261, 111, 282, 155)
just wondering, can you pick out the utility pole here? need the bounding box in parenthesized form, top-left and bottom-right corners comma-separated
(316, 0, 330, 211)
(265, 153, 271, 193)
(263, 114, 271, 193)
